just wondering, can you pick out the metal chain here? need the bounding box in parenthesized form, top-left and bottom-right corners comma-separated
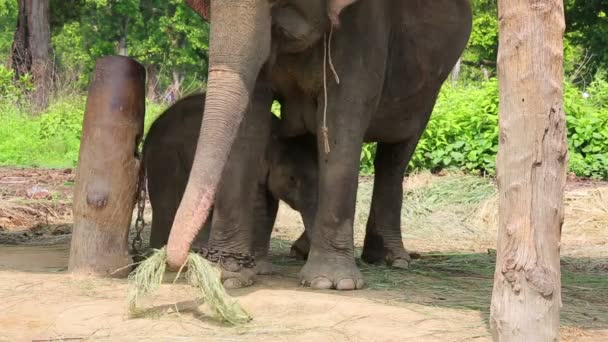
(131, 157, 147, 256)
(194, 247, 256, 269)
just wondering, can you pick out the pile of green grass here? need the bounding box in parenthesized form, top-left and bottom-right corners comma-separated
(128, 248, 251, 325)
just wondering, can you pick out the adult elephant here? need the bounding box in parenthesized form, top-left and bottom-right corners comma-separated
(167, 0, 472, 290)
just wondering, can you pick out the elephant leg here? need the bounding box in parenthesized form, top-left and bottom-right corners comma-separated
(253, 184, 279, 275)
(290, 232, 310, 260)
(362, 141, 416, 269)
(147, 148, 187, 249)
(207, 81, 274, 289)
(300, 106, 367, 291)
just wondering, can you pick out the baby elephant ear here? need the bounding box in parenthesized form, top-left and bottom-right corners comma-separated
(185, 0, 210, 21)
(328, 0, 359, 28)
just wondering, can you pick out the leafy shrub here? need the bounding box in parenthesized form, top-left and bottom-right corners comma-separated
(360, 72, 608, 180)
(0, 65, 34, 104)
(564, 72, 608, 179)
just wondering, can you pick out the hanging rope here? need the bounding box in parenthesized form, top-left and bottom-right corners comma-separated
(322, 26, 340, 155)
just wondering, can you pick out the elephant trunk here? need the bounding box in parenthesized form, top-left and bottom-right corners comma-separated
(166, 0, 271, 270)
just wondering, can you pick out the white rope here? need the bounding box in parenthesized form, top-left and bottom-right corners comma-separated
(328, 26, 340, 85)
(322, 26, 340, 155)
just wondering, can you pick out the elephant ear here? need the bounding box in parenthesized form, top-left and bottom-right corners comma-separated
(328, 0, 359, 28)
(185, 0, 210, 21)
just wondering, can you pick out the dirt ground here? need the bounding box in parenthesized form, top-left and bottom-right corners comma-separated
(0, 167, 606, 342)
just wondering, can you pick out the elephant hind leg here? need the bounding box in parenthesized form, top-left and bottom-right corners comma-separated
(361, 140, 416, 269)
(253, 183, 279, 275)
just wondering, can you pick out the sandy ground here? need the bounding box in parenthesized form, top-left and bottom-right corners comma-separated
(0, 167, 606, 342)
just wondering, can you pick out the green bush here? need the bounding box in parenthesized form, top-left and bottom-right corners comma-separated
(0, 65, 34, 104)
(360, 72, 608, 180)
(564, 72, 608, 178)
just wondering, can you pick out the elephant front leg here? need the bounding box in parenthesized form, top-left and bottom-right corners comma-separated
(362, 141, 415, 269)
(300, 115, 365, 291)
(206, 83, 274, 289)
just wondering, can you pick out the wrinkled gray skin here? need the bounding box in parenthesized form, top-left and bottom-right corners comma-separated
(144, 93, 317, 286)
(167, 0, 472, 291)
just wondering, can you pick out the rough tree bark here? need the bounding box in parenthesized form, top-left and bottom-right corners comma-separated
(490, 1, 567, 341)
(10, 0, 53, 111)
(146, 64, 160, 102)
(451, 57, 461, 86)
(10, 0, 30, 79)
(69, 56, 146, 277)
(27, 0, 52, 110)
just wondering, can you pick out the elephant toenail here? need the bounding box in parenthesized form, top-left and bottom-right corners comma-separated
(356, 279, 365, 289)
(310, 277, 332, 289)
(336, 279, 356, 291)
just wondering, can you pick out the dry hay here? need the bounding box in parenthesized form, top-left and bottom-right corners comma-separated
(0, 199, 66, 229)
(357, 171, 608, 256)
(0, 200, 72, 246)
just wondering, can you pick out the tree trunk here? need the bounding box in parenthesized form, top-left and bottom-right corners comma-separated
(451, 57, 461, 86)
(117, 17, 128, 56)
(146, 64, 160, 102)
(482, 66, 490, 81)
(490, 1, 567, 341)
(69, 56, 146, 277)
(10, 0, 53, 111)
(26, 0, 52, 110)
(11, 0, 30, 79)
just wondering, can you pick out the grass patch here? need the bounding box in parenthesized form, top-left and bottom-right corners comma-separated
(0, 99, 167, 168)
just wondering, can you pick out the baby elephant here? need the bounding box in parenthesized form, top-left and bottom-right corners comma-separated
(143, 93, 317, 276)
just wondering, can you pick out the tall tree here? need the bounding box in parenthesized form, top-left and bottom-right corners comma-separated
(10, 0, 29, 78)
(10, 0, 53, 110)
(490, 1, 567, 341)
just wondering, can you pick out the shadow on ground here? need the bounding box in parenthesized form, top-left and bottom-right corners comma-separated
(265, 238, 608, 332)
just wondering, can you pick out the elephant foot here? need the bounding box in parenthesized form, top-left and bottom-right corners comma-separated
(195, 249, 257, 289)
(300, 250, 364, 291)
(255, 257, 273, 275)
(362, 233, 411, 269)
(289, 233, 310, 260)
(218, 257, 256, 289)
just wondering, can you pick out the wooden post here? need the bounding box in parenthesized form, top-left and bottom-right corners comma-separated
(69, 56, 145, 277)
(490, 1, 567, 341)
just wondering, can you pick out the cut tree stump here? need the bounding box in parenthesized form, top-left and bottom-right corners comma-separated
(69, 56, 146, 277)
(490, 1, 567, 341)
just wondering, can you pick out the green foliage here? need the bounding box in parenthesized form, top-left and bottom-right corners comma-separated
(0, 0, 17, 64)
(411, 80, 499, 175)
(564, 0, 608, 79)
(359, 73, 608, 180)
(48, 0, 210, 92)
(465, 0, 498, 64)
(0, 96, 167, 168)
(564, 72, 608, 178)
(0, 64, 33, 103)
